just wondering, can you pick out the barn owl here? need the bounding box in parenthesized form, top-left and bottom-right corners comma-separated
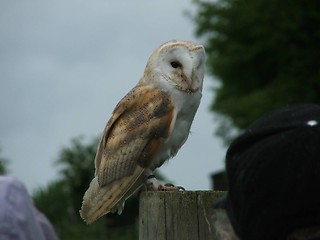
(80, 40, 206, 223)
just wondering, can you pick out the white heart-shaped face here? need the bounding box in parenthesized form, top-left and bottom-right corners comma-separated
(144, 40, 206, 93)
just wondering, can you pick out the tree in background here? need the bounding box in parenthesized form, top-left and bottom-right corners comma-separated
(0, 149, 9, 174)
(55, 137, 98, 222)
(33, 137, 139, 240)
(192, 0, 320, 143)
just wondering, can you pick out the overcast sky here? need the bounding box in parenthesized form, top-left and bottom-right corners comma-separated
(0, 0, 226, 193)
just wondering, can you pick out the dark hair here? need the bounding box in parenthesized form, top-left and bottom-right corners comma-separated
(287, 225, 320, 240)
(225, 103, 320, 240)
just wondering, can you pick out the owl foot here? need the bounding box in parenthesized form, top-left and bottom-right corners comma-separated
(146, 175, 185, 191)
(160, 183, 185, 191)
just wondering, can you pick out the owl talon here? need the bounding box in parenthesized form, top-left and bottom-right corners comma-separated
(146, 174, 162, 191)
(146, 175, 185, 191)
(159, 183, 185, 191)
(164, 183, 175, 187)
(177, 186, 186, 191)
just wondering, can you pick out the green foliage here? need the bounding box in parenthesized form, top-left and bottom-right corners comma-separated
(33, 180, 69, 225)
(192, 0, 320, 143)
(33, 137, 139, 240)
(55, 137, 98, 217)
(0, 160, 8, 175)
(0, 149, 9, 174)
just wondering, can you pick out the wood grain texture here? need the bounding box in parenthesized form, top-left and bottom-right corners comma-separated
(165, 191, 198, 240)
(139, 191, 227, 240)
(139, 192, 166, 240)
(197, 191, 226, 240)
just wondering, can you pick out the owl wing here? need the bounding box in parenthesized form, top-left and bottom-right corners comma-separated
(80, 84, 176, 223)
(96, 84, 176, 185)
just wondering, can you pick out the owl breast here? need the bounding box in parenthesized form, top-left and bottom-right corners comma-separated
(150, 88, 202, 170)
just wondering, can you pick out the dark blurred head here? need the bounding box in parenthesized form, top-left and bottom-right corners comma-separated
(225, 103, 320, 240)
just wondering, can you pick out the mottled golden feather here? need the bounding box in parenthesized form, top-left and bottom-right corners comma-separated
(96, 84, 175, 186)
(80, 166, 145, 224)
(79, 84, 176, 223)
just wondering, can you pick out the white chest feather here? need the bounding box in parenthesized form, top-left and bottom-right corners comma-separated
(150, 86, 202, 170)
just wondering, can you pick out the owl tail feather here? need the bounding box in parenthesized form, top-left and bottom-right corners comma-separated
(79, 168, 144, 224)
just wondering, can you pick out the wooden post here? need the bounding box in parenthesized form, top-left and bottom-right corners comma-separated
(139, 191, 226, 240)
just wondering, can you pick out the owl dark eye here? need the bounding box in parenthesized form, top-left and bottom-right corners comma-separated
(170, 61, 181, 69)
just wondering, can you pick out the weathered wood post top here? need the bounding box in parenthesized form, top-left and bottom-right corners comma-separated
(139, 191, 226, 240)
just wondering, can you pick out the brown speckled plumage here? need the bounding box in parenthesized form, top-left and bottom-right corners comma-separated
(96, 85, 175, 186)
(80, 40, 206, 223)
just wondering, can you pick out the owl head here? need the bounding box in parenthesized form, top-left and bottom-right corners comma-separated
(142, 40, 206, 93)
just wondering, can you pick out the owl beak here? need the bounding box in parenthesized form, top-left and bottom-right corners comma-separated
(188, 74, 199, 93)
(180, 70, 196, 93)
